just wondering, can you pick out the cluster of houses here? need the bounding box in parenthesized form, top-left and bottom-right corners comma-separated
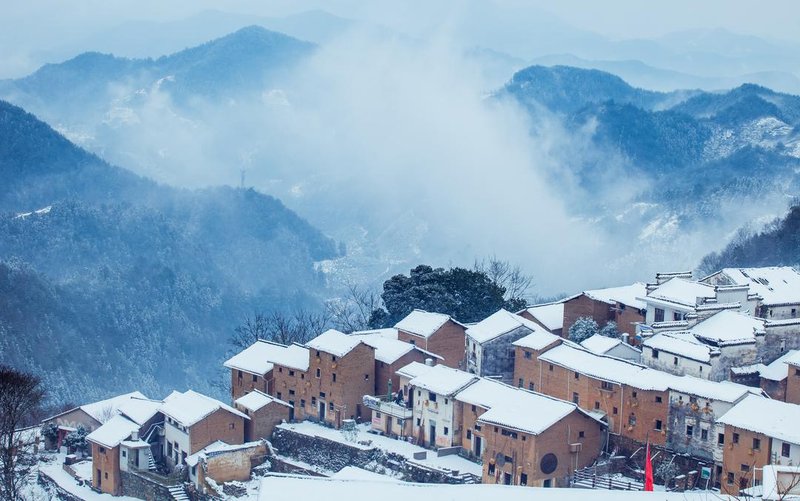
(43, 266, 800, 498)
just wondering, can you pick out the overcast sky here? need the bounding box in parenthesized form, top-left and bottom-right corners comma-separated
(2, 0, 799, 74)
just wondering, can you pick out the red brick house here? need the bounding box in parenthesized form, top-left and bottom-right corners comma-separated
(562, 283, 647, 340)
(234, 390, 292, 441)
(394, 310, 467, 368)
(224, 340, 310, 401)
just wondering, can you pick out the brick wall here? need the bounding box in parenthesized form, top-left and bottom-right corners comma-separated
(230, 368, 272, 401)
(189, 408, 245, 454)
(378, 349, 428, 397)
(721, 425, 770, 496)
(480, 409, 603, 487)
(272, 365, 309, 421)
(204, 443, 268, 483)
(91, 442, 121, 495)
(458, 401, 488, 459)
(239, 402, 291, 441)
(303, 342, 375, 428)
(761, 377, 787, 401)
(786, 364, 800, 404)
(397, 320, 466, 369)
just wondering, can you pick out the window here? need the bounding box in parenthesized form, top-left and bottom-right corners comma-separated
(289, 389, 295, 396)
(518, 378, 523, 388)
(252, 374, 258, 382)
(445, 399, 449, 405)
(524, 351, 532, 359)
(504, 455, 513, 463)
(277, 392, 282, 400)
(753, 438, 761, 451)
(332, 373, 337, 382)
(718, 433, 725, 445)
(574, 372, 580, 380)
(686, 425, 693, 437)
(727, 472, 734, 485)
(654, 308, 665, 323)
(792, 308, 797, 318)
(601, 381, 613, 391)
(689, 396, 697, 404)
(279, 367, 283, 373)
(443, 427, 449, 436)
(471, 404, 477, 412)
(315, 350, 320, 357)
(699, 366, 703, 373)
(409, 339, 416, 346)
(652, 349, 659, 359)
(301, 373, 305, 380)
(741, 464, 750, 472)
(549, 364, 554, 371)
(99, 447, 106, 454)
(529, 382, 535, 391)
(488, 463, 495, 475)
(466, 430, 472, 440)
(238, 370, 242, 378)
(332, 355, 337, 362)
(475, 424, 481, 431)
(632, 391, 637, 398)
(572, 392, 579, 404)
(229, 423, 235, 430)
(329, 402, 334, 411)
(319, 392, 326, 398)
(579, 431, 585, 438)
(613, 407, 618, 415)
(701, 429, 708, 440)
(501, 429, 518, 439)
(316, 368, 321, 378)
(429, 392, 437, 402)
(655, 396, 662, 403)
(122, 450, 127, 458)
(796, 368, 800, 377)
(105, 472, 108, 479)
(289, 370, 295, 377)
(783, 442, 791, 457)
(655, 420, 662, 431)
(520, 473, 528, 486)
(673, 311, 682, 321)
(416, 418, 421, 426)
(628, 413, 636, 426)
(301, 399, 305, 408)
(594, 401, 600, 410)
(733, 433, 740, 444)
(673, 357, 679, 366)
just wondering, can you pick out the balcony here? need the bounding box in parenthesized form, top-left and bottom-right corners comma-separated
(362, 395, 413, 419)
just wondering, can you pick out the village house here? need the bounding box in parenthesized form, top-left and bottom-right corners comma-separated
(364, 360, 436, 438)
(702, 267, 800, 320)
(408, 364, 479, 448)
(186, 440, 269, 495)
(224, 340, 310, 401)
(349, 327, 442, 397)
(580, 334, 641, 362)
(562, 283, 647, 340)
(472, 384, 606, 487)
(159, 390, 248, 469)
(234, 389, 292, 441)
(785, 351, 800, 404)
(518, 301, 564, 336)
(394, 309, 467, 368)
(465, 309, 548, 382)
(641, 310, 766, 381)
(85, 394, 166, 496)
(730, 350, 798, 400)
(299, 329, 376, 428)
(717, 394, 800, 496)
(41, 391, 149, 450)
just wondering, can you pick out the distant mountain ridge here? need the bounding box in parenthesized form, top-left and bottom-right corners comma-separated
(0, 99, 338, 404)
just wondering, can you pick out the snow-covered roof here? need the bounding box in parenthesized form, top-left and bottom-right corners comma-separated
(716, 267, 800, 306)
(760, 350, 799, 381)
(331, 467, 400, 483)
(466, 381, 580, 435)
(86, 414, 140, 449)
(581, 335, 624, 355)
(394, 310, 458, 338)
(691, 310, 764, 345)
(465, 309, 540, 344)
(718, 394, 800, 445)
(186, 439, 265, 467)
(645, 278, 716, 308)
(160, 390, 249, 428)
(350, 328, 398, 339)
(350, 331, 441, 364)
(43, 391, 149, 425)
(583, 283, 647, 310)
(306, 329, 365, 358)
(643, 331, 716, 363)
(395, 361, 435, 380)
(668, 377, 760, 403)
(520, 301, 564, 331)
(235, 390, 292, 413)
(785, 351, 800, 367)
(511, 328, 561, 351)
(258, 474, 726, 501)
(117, 396, 164, 426)
(409, 365, 478, 396)
(224, 340, 310, 374)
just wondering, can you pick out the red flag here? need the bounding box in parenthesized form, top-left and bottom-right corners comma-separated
(644, 442, 654, 491)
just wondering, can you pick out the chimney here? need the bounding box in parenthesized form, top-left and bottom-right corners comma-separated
(425, 358, 434, 367)
(131, 430, 139, 441)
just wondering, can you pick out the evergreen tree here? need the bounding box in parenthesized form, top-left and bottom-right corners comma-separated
(569, 317, 599, 343)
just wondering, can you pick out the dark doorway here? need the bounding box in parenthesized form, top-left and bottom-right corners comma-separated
(319, 401, 326, 421)
(474, 436, 482, 457)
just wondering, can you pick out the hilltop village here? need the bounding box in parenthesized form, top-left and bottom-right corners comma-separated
(27, 266, 800, 500)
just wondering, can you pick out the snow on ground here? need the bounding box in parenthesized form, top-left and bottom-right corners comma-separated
(278, 422, 483, 476)
(72, 459, 93, 482)
(31, 453, 141, 501)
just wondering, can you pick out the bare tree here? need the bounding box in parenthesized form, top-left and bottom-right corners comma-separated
(230, 312, 270, 350)
(474, 256, 534, 303)
(0, 366, 45, 500)
(231, 309, 333, 349)
(326, 283, 382, 333)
